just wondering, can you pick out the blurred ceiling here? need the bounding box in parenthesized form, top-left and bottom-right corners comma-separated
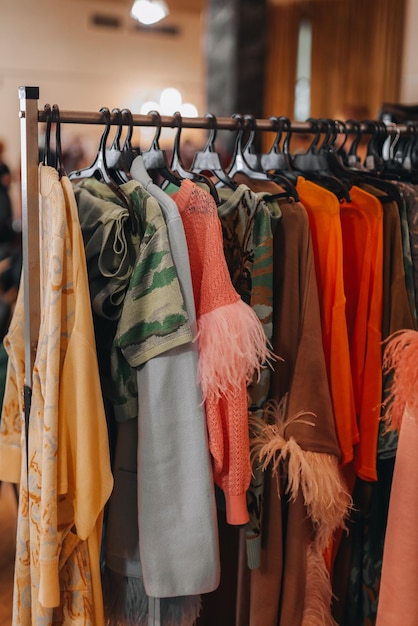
(74, 0, 299, 10)
(81, 0, 205, 12)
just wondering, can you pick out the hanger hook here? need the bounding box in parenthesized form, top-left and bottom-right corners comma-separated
(346, 118, 362, 163)
(277, 116, 292, 155)
(268, 116, 283, 153)
(232, 112, 244, 129)
(43, 104, 52, 167)
(231, 112, 244, 151)
(327, 119, 338, 146)
(389, 126, 401, 160)
(99, 107, 112, 148)
(172, 111, 183, 154)
(148, 110, 162, 148)
(362, 119, 378, 153)
(319, 118, 337, 151)
(315, 118, 329, 151)
(306, 118, 322, 153)
(401, 120, 417, 169)
(243, 114, 258, 153)
(363, 119, 387, 169)
(111, 108, 123, 150)
(325, 118, 337, 147)
(52, 104, 66, 178)
(173, 110, 183, 128)
(203, 113, 218, 151)
(96, 107, 113, 175)
(121, 108, 134, 151)
(333, 119, 348, 152)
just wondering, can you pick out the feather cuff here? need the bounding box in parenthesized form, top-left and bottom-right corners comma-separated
(196, 299, 274, 400)
(250, 400, 351, 551)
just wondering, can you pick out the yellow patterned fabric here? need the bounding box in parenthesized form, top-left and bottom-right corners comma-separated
(0, 166, 113, 624)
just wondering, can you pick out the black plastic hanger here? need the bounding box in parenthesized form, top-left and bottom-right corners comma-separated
(226, 113, 285, 188)
(316, 118, 357, 184)
(42, 104, 54, 168)
(362, 119, 387, 173)
(121, 108, 139, 173)
(391, 123, 411, 169)
(262, 114, 296, 177)
(291, 118, 352, 202)
(341, 118, 406, 203)
(369, 120, 418, 184)
(190, 113, 237, 190)
(69, 107, 137, 232)
(166, 111, 221, 205)
(105, 108, 131, 185)
(292, 118, 329, 171)
(241, 114, 300, 201)
(260, 116, 294, 174)
(227, 114, 265, 180)
(378, 120, 413, 177)
(399, 122, 418, 176)
(333, 119, 352, 166)
(52, 104, 66, 179)
(408, 122, 418, 170)
(108, 108, 138, 184)
(141, 110, 183, 187)
(342, 119, 364, 168)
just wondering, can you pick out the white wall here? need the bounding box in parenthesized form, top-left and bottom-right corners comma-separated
(1, 0, 418, 199)
(0, 0, 207, 177)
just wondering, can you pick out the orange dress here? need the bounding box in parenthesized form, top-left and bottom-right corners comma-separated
(340, 185, 383, 481)
(297, 177, 358, 466)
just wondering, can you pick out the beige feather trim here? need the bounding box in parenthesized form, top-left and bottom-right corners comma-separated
(302, 544, 338, 626)
(250, 399, 352, 551)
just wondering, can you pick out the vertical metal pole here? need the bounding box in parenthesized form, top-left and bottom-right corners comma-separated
(18, 86, 40, 454)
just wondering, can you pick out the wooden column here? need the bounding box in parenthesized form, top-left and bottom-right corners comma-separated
(205, 0, 267, 149)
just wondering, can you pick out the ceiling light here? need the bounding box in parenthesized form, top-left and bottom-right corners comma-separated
(131, 0, 170, 25)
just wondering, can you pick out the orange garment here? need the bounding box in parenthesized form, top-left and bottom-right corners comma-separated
(340, 186, 383, 481)
(297, 177, 358, 465)
(172, 179, 271, 525)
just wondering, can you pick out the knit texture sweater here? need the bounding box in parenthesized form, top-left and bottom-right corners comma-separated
(216, 181, 277, 568)
(172, 179, 271, 525)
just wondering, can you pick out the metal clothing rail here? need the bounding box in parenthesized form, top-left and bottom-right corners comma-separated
(18, 85, 412, 392)
(33, 105, 412, 135)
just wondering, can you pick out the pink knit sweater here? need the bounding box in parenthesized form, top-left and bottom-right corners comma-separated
(173, 179, 271, 525)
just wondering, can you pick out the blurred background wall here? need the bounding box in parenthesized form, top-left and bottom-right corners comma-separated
(0, 0, 416, 210)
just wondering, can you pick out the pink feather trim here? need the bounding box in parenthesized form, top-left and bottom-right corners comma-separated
(196, 299, 273, 400)
(383, 329, 418, 430)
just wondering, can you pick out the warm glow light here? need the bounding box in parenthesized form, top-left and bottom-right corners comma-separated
(138, 89, 199, 119)
(140, 100, 160, 114)
(131, 0, 169, 25)
(180, 102, 198, 117)
(160, 88, 182, 114)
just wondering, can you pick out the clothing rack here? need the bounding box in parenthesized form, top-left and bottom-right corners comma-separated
(18, 85, 411, 397)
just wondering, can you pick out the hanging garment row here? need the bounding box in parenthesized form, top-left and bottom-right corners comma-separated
(1, 87, 417, 626)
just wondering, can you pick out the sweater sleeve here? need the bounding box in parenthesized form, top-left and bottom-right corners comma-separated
(173, 180, 272, 526)
(205, 381, 252, 525)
